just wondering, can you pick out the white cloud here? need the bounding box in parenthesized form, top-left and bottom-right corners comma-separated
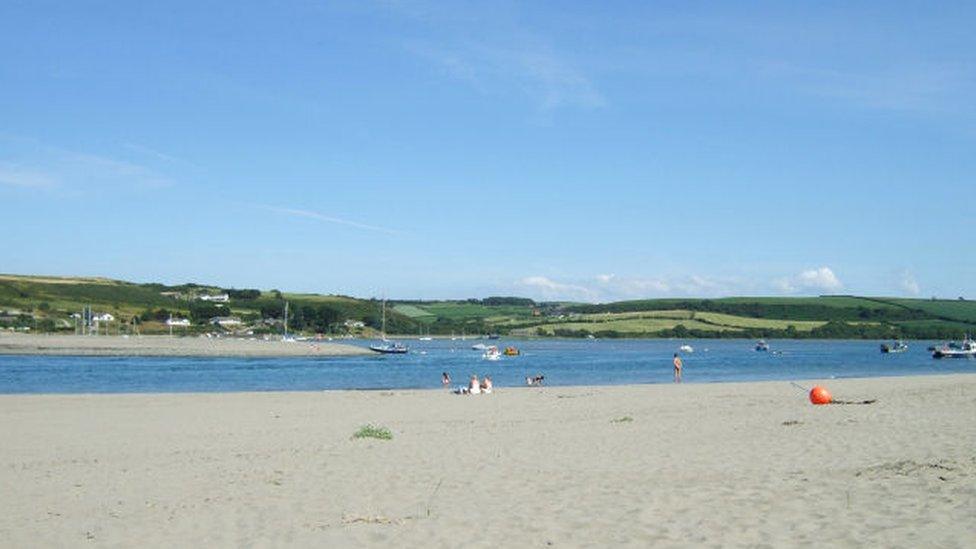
(768, 62, 974, 115)
(516, 276, 599, 302)
(899, 271, 921, 296)
(775, 266, 843, 294)
(411, 42, 605, 111)
(0, 136, 176, 191)
(0, 163, 57, 188)
(594, 274, 671, 298)
(515, 273, 742, 302)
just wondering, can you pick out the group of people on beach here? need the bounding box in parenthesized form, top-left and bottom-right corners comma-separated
(441, 354, 681, 392)
(445, 372, 493, 395)
(443, 371, 547, 393)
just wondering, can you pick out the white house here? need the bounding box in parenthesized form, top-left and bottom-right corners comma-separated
(210, 316, 243, 327)
(93, 313, 115, 322)
(166, 317, 191, 327)
(344, 319, 366, 329)
(198, 294, 230, 303)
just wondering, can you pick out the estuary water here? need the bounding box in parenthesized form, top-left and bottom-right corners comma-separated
(0, 338, 971, 394)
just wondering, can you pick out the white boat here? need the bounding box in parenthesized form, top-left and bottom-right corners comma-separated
(679, 344, 694, 353)
(933, 337, 976, 359)
(419, 336, 433, 341)
(755, 340, 770, 352)
(880, 340, 908, 354)
(482, 345, 501, 361)
(471, 343, 490, 351)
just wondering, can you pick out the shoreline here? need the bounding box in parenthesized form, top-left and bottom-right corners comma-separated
(3, 372, 974, 398)
(0, 333, 371, 357)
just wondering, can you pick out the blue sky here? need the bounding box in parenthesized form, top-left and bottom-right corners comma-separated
(2, 1, 974, 301)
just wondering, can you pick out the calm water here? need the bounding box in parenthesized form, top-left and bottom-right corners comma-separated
(0, 338, 972, 394)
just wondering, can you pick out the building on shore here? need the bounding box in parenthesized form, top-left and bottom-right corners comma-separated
(210, 316, 243, 328)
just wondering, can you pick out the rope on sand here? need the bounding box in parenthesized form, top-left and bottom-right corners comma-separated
(790, 381, 877, 405)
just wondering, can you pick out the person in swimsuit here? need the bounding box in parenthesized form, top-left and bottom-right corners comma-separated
(442, 372, 451, 386)
(673, 353, 683, 383)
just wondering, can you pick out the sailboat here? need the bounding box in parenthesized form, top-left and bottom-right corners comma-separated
(369, 300, 408, 354)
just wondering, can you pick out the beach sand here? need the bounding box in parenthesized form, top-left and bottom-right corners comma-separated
(0, 334, 370, 357)
(1, 375, 973, 547)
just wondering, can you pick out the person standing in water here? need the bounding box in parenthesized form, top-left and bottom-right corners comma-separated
(673, 353, 683, 383)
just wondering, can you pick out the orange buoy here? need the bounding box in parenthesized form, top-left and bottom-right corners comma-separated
(809, 385, 832, 405)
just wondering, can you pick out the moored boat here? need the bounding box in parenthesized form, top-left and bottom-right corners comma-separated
(755, 339, 770, 352)
(483, 345, 501, 361)
(369, 341, 409, 354)
(880, 340, 908, 354)
(932, 337, 976, 359)
(368, 299, 409, 354)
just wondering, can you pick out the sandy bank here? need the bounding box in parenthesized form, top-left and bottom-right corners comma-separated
(0, 333, 370, 357)
(1, 375, 974, 547)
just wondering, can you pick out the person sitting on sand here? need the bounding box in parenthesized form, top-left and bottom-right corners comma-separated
(468, 374, 481, 395)
(481, 375, 493, 394)
(526, 375, 544, 386)
(673, 353, 682, 383)
(442, 372, 451, 386)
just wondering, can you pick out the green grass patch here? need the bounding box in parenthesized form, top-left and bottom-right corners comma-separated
(693, 312, 826, 331)
(352, 424, 393, 441)
(611, 416, 634, 423)
(392, 304, 436, 318)
(416, 302, 535, 321)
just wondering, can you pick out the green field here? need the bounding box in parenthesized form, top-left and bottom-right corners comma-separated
(692, 312, 826, 331)
(517, 317, 732, 336)
(392, 304, 436, 319)
(874, 298, 976, 323)
(412, 302, 535, 321)
(512, 309, 827, 336)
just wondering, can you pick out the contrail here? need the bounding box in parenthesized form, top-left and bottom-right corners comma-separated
(267, 206, 404, 236)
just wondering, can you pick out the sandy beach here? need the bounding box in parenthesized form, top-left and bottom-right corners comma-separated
(0, 334, 370, 357)
(0, 375, 973, 547)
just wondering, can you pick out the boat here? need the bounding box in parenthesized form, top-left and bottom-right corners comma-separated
(419, 336, 433, 341)
(368, 299, 409, 354)
(370, 341, 409, 354)
(932, 337, 976, 359)
(487, 333, 500, 340)
(679, 344, 694, 353)
(482, 345, 501, 361)
(471, 343, 489, 351)
(755, 340, 770, 352)
(503, 346, 520, 356)
(880, 340, 908, 354)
